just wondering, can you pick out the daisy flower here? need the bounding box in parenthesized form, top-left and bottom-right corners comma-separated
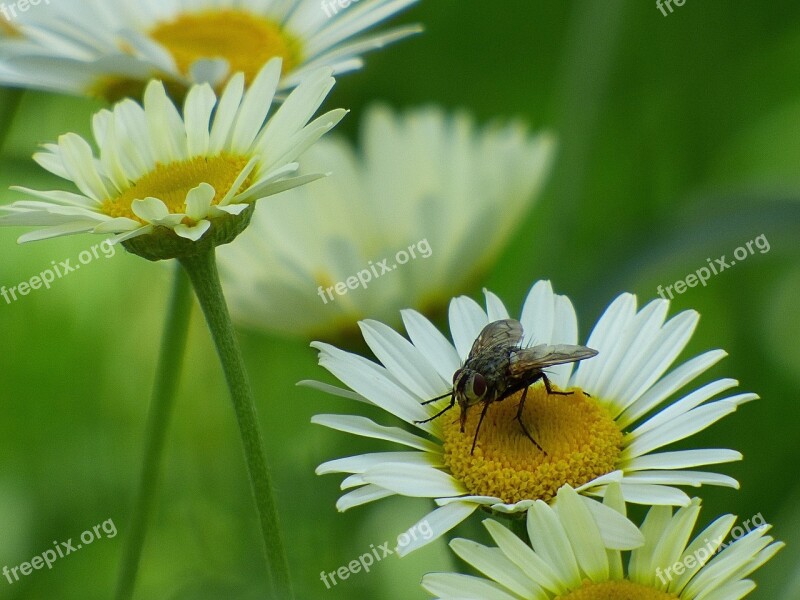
(218, 105, 555, 338)
(307, 280, 755, 554)
(0, 59, 346, 247)
(422, 484, 783, 600)
(0, 0, 420, 101)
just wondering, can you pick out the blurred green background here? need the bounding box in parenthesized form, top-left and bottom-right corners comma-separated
(1, 1, 799, 598)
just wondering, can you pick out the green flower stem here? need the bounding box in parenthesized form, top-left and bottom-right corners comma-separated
(0, 89, 24, 152)
(115, 266, 193, 600)
(178, 247, 293, 599)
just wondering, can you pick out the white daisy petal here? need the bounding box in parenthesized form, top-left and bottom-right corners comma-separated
(174, 220, 211, 241)
(359, 319, 449, 398)
(483, 519, 564, 595)
(621, 471, 739, 489)
(449, 539, 540, 598)
(449, 296, 489, 359)
(520, 280, 557, 345)
(361, 463, 466, 498)
(421, 573, 521, 600)
(131, 197, 170, 223)
(547, 293, 579, 387)
(335, 485, 395, 512)
(311, 414, 438, 453)
(483, 289, 511, 322)
(625, 449, 743, 471)
(617, 349, 728, 428)
(396, 501, 479, 557)
(619, 483, 691, 507)
(554, 486, 609, 581)
(311, 341, 431, 426)
(316, 451, 443, 475)
(578, 495, 645, 551)
(296, 379, 370, 404)
(184, 83, 216, 156)
(526, 501, 581, 587)
(184, 183, 215, 221)
(624, 402, 740, 459)
(571, 293, 637, 392)
(401, 309, 462, 383)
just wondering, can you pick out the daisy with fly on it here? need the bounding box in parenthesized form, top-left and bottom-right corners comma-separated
(422, 484, 783, 600)
(0, 0, 420, 101)
(308, 280, 756, 554)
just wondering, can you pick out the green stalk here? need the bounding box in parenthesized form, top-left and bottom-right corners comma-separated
(114, 266, 193, 600)
(178, 247, 293, 599)
(0, 88, 23, 152)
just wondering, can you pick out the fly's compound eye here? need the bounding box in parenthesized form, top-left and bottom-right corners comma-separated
(467, 373, 487, 401)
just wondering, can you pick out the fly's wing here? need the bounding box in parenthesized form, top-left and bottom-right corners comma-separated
(469, 319, 524, 358)
(509, 344, 598, 376)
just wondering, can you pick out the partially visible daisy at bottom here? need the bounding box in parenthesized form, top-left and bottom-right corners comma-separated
(307, 280, 756, 554)
(422, 484, 783, 600)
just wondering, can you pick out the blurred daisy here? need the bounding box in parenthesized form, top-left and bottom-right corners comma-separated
(0, 59, 345, 244)
(422, 485, 783, 600)
(308, 280, 755, 554)
(218, 106, 555, 338)
(0, 0, 419, 101)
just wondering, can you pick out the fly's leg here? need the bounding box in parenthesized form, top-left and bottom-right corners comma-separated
(415, 396, 456, 424)
(470, 401, 492, 455)
(514, 386, 546, 454)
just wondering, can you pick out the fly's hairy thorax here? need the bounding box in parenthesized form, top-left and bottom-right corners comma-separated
(464, 345, 518, 400)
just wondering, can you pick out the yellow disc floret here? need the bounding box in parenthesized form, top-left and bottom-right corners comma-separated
(94, 10, 301, 101)
(442, 385, 622, 504)
(557, 580, 679, 600)
(150, 10, 302, 85)
(101, 154, 251, 223)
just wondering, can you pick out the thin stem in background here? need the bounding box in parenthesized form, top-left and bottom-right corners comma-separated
(114, 266, 193, 600)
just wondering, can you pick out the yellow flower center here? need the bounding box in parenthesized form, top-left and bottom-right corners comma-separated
(0, 18, 21, 37)
(101, 154, 251, 223)
(442, 386, 622, 504)
(151, 10, 301, 84)
(94, 10, 301, 102)
(557, 580, 679, 599)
